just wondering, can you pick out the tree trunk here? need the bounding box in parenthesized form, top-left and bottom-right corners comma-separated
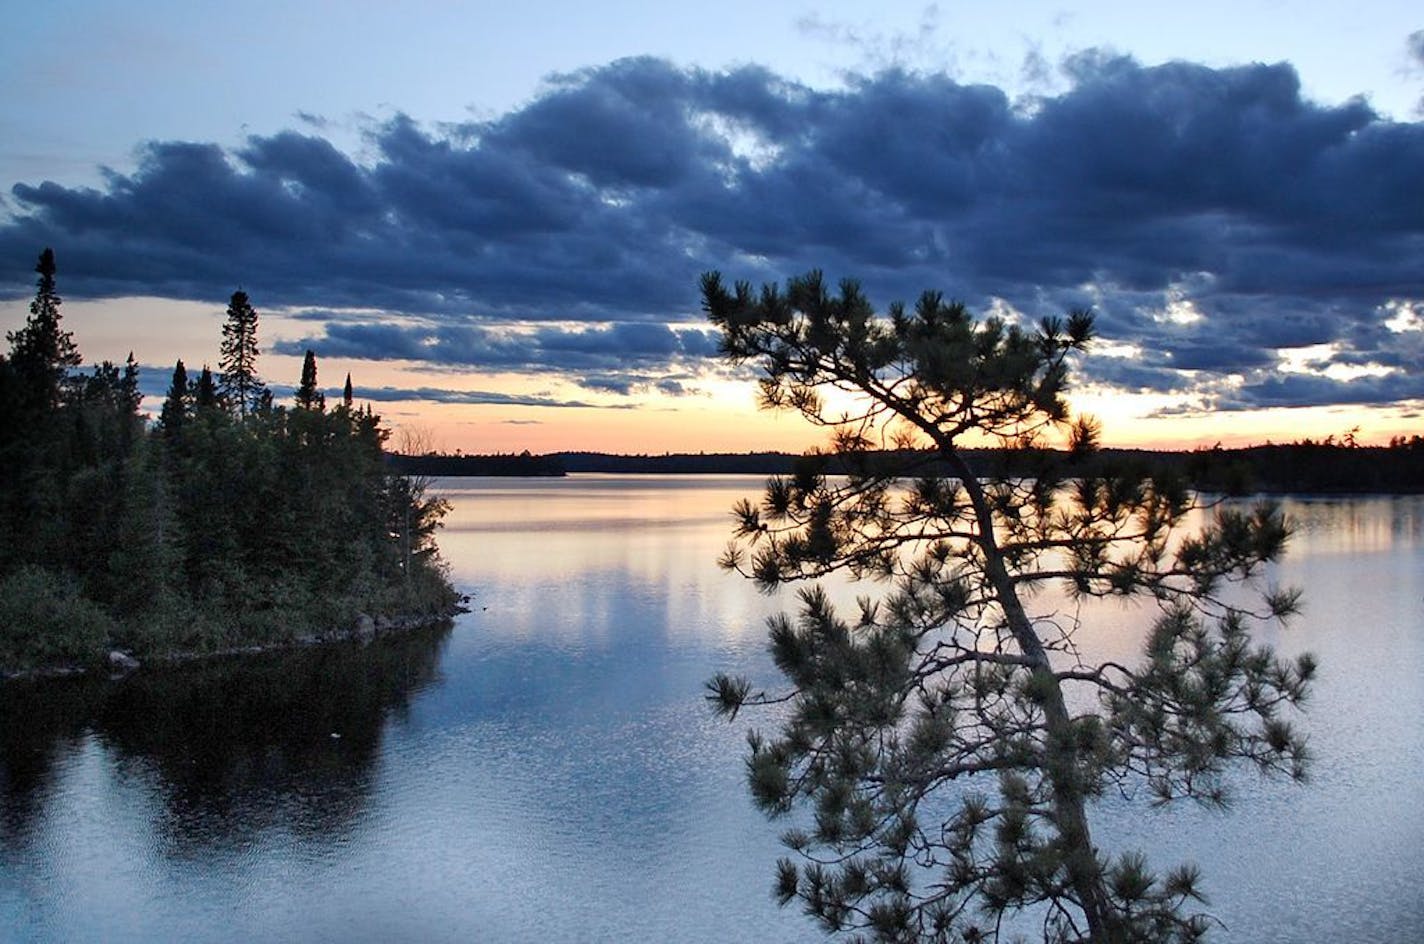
(953, 453, 1123, 943)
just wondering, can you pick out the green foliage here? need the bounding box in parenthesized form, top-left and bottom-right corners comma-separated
(0, 254, 456, 673)
(0, 567, 113, 668)
(704, 271, 1312, 943)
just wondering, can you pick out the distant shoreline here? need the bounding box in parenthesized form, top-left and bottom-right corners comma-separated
(388, 441, 1424, 494)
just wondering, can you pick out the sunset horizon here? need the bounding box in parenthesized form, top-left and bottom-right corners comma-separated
(3, 7, 1422, 939)
(2, 2, 1420, 455)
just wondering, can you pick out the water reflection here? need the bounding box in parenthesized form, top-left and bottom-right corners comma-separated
(1, 623, 450, 857)
(1, 480, 1421, 943)
(1282, 494, 1424, 552)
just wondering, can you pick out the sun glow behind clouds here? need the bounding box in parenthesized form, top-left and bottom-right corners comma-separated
(1384, 300, 1423, 333)
(4, 19, 1422, 453)
(1277, 343, 1396, 382)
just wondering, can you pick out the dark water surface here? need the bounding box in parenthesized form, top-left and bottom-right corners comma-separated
(2, 477, 1421, 942)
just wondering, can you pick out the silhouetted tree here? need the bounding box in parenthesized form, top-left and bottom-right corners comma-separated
(703, 271, 1312, 944)
(218, 290, 265, 416)
(296, 349, 324, 411)
(160, 359, 189, 438)
(0, 250, 83, 574)
(6, 248, 80, 412)
(120, 352, 141, 414)
(193, 364, 219, 412)
(343, 372, 354, 409)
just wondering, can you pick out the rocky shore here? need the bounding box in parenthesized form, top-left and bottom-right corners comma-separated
(0, 597, 471, 683)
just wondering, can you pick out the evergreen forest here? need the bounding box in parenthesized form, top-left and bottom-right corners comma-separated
(0, 250, 458, 674)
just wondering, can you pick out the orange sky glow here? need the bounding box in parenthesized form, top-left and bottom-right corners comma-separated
(5, 295, 1415, 456)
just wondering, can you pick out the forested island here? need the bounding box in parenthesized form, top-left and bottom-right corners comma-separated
(393, 439, 1424, 493)
(0, 250, 458, 676)
(4, 247, 1416, 674)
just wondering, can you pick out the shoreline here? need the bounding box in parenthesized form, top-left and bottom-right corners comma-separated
(0, 601, 469, 684)
(394, 443, 1424, 495)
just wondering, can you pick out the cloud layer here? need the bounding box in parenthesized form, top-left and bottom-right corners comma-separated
(4, 54, 1422, 411)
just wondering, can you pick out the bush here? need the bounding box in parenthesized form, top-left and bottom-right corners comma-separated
(0, 566, 114, 671)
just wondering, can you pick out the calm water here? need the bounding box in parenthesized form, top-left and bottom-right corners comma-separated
(1, 477, 1421, 943)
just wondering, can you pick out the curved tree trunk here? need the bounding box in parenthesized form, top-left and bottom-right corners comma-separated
(951, 450, 1123, 943)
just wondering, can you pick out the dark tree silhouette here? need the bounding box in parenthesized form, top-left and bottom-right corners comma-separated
(703, 271, 1312, 944)
(160, 359, 189, 437)
(1, 255, 457, 672)
(194, 364, 219, 412)
(6, 248, 80, 412)
(218, 290, 265, 417)
(296, 349, 324, 411)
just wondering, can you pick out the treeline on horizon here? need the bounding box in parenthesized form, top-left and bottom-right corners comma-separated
(0, 250, 457, 674)
(390, 439, 1424, 493)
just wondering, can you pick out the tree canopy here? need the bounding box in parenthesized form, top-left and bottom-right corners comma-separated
(703, 271, 1312, 944)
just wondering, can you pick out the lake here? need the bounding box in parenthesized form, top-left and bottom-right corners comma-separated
(2, 476, 1421, 942)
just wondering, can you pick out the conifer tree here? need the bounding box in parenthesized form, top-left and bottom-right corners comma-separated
(116, 351, 143, 452)
(160, 360, 189, 437)
(1, 249, 83, 573)
(296, 349, 325, 411)
(343, 372, 354, 409)
(703, 271, 1313, 944)
(120, 352, 141, 414)
(105, 438, 183, 624)
(218, 290, 265, 416)
(7, 248, 80, 412)
(193, 365, 219, 412)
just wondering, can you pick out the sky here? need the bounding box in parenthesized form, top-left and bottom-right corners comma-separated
(1, 1, 1421, 454)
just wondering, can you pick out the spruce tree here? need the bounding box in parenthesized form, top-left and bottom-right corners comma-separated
(703, 271, 1313, 944)
(218, 290, 265, 417)
(120, 352, 141, 414)
(1, 249, 83, 574)
(193, 365, 219, 413)
(343, 372, 354, 409)
(296, 349, 324, 411)
(7, 248, 80, 412)
(160, 360, 189, 438)
(105, 438, 183, 626)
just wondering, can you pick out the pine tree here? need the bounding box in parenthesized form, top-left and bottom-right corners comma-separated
(7, 248, 81, 412)
(193, 365, 219, 413)
(218, 290, 265, 417)
(160, 360, 189, 438)
(120, 352, 141, 414)
(343, 372, 354, 409)
(296, 349, 325, 411)
(105, 438, 183, 625)
(702, 271, 1313, 944)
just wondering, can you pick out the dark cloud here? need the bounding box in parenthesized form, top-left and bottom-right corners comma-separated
(574, 371, 700, 397)
(125, 361, 611, 412)
(351, 385, 623, 410)
(1222, 370, 1424, 411)
(272, 320, 717, 377)
(3, 54, 1423, 411)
